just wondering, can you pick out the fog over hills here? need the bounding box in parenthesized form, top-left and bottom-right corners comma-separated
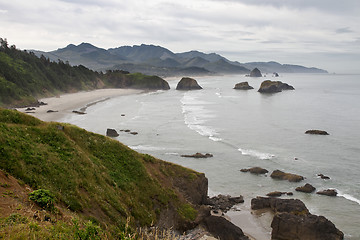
(33, 43, 327, 77)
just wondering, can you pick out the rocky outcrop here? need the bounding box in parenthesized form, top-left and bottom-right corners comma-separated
(203, 215, 249, 240)
(273, 72, 279, 77)
(106, 128, 119, 137)
(296, 183, 316, 193)
(317, 189, 338, 197)
(240, 167, 268, 174)
(258, 80, 295, 93)
(251, 197, 344, 240)
(266, 191, 292, 197)
(181, 153, 213, 158)
(205, 194, 244, 212)
(176, 77, 203, 90)
(305, 130, 329, 135)
(251, 197, 309, 215)
(233, 82, 254, 90)
(249, 68, 262, 77)
(270, 170, 304, 182)
(271, 213, 344, 240)
(318, 174, 330, 180)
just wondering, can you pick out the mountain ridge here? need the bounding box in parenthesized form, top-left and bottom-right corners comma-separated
(33, 43, 327, 76)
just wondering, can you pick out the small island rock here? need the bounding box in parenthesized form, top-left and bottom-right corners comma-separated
(270, 170, 304, 182)
(234, 82, 254, 90)
(106, 128, 119, 137)
(249, 68, 262, 77)
(318, 174, 330, 180)
(176, 77, 203, 90)
(317, 189, 338, 197)
(266, 191, 287, 197)
(240, 167, 268, 174)
(296, 183, 316, 193)
(305, 130, 329, 135)
(181, 153, 213, 158)
(258, 80, 295, 93)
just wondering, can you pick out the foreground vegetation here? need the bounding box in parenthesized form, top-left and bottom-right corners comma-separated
(0, 109, 204, 239)
(0, 38, 169, 107)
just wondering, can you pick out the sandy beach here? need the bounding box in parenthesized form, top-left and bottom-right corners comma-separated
(17, 88, 144, 122)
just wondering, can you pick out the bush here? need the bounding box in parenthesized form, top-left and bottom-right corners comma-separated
(29, 189, 55, 210)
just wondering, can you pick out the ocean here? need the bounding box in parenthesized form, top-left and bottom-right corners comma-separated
(61, 73, 360, 239)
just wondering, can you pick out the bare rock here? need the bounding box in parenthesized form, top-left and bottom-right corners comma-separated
(266, 191, 287, 197)
(176, 77, 203, 90)
(240, 167, 268, 174)
(181, 153, 213, 158)
(249, 68, 262, 77)
(318, 174, 330, 180)
(258, 80, 294, 93)
(206, 194, 244, 212)
(234, 82, 254, 90)
(106, 128, 119, 137)
(251, 197, 309, 215)
(317, 189, 338, 197)
(271, 213, 344, 240)
(296, 183, 316, 193)
(270, 170, 304, 182)
(203, 215, 249, 240)
(305, 130, 329, 135)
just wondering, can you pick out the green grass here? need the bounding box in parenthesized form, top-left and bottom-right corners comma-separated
(0, 109, 201, 237)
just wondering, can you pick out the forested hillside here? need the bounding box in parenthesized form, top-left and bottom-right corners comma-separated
(0, 38, 169, 107)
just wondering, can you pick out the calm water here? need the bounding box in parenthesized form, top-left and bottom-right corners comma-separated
(62, 73, 360, 239)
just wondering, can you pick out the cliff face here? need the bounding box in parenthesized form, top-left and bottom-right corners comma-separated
(0, 108, 206, 237)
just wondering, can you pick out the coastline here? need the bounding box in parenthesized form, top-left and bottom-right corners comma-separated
(17, 88, 144, 122)
(17, 87, 272, 239)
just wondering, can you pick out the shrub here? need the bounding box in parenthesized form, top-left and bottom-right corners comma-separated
(29, 189, 55, 210)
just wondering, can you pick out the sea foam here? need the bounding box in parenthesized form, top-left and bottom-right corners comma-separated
(238, 148, 275, 160)
(337, 190, 360, 206)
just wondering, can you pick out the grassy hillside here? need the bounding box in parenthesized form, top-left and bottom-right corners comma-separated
(0, 108, 206, 239)
(0, 38, 170, 108)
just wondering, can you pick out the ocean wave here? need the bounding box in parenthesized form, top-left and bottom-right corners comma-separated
(337, 190, 360, 205)
(238, 148, 275, 160)
(128, 145, 165, 151)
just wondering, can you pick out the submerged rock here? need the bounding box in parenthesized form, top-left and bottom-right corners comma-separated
(240, 167, 268, 174)
(270, 170, 304, 182)
(296, 183, 316, 193)
(258, 80, 294, 93)
(317, 189, 338, 197)
(233, 81, 254, 90)
(305, 130, 329, 135)
(106, 128, 119, 137)
(176, 77, 203, 90)
(181, 153, 213, 158)
(318, 173, 330, 180)
(249, 68, 262, 77)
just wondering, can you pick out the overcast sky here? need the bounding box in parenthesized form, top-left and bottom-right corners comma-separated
(1, 0, 359, 73)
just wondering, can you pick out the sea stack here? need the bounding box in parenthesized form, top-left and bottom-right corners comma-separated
(234, 82, 254, 90)
(258, 80, 295, 93)
(176, 77, 203, 90)
(250, 68, 262, 77)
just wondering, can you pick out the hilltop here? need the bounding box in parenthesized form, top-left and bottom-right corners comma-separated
(0, 38, 170, 108)
(33, 43, 327, 77)
(0, 108, 208, 238)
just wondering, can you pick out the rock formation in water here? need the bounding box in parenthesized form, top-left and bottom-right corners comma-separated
(258, 80, 295, 93)
(240, 167, 268, 174)
(176, 77, 203, 90)
(305, 130, 329, 135)
(106, 128, 119, 137)
(270, 170, 304, 182)
(233, 81, 254, 90)
(181, 153, 213, 158)
(296, 183, 316, 193)
(317, 189, 338, 197)
(251, 197, 344, 240)
(249, 68, 262, 77)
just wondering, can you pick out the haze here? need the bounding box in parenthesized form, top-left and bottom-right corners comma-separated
(1, 0, 359, 73)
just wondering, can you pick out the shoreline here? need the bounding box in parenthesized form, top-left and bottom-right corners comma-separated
(17, 88, 144, 122)
(17, 87, 272, 239)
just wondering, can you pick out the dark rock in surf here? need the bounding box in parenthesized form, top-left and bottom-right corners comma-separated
(258, 80, 295, 93)
(270, 170, 304, 182)
(176, 77, 203, 90)
(317, 189, 337, 197)
(318, 174, 330, 180)
(106, 128, 119, 137)
(181, 153, 213, 158)
(205, 194, 244, 212)
(240, 167, 268, 175)
(203, 215, 249, 240)
(251, 197, 309, 214)
(234, 82, 254, 90)
(266, 191, 287, 197)
(72, 110, 86, 115)
(273, 72, 279, 77)
(296, 183, 316, 193)
(305, 130, 329, 135)
(249, 68, 262, 77)
(46, 110, 58, 113)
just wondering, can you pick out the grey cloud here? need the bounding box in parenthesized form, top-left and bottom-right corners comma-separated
(336, 27, 353, 34)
